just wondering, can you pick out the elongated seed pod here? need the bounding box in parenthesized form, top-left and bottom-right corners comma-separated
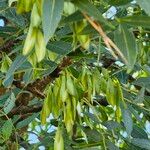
(17, 0, 25, 14)
(23, 26, 36, 56)
(54, 127, 64, 150)
(24, 0, 33, 12)
(31, 3, 41, 27)
(35, 29, 46, 62)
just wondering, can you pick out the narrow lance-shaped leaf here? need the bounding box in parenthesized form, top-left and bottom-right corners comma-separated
(118, 16, 150, 28)
(130, 138, 150, 150)
(131, 125, 148, 139)
(122, 108, 133, 136)
(114, 25, 138, 72)
(16, 113, 39, 129)
(3, 93, 16, 114)
(42, 0, 64, 44)
(2, 119, 13, 140)
(4, 55, 27, 86)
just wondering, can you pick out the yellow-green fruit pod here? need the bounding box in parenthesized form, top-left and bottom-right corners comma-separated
(106, 78, 116, 106)
(36, 0, 43, 17)
(35, 29, 46, 62)
(54, 127, 64, 150)
(24, 0, 34, 12)
(28, 52, 37, 66)
(74, 21, 90, 49)
(78, 35, 90, 49)
(31, 3, 41, 27)
(60, 75, 68, 102)
(23, 26, 36, 56)
(17, 0, 25, 14)
(71, 97, 77, 121)
(66, 72, 77, 97)
(64, 2, 76, 15)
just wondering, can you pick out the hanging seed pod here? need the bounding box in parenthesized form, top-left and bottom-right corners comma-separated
(106, 78, 116, 106)
(24, 0, 34, 12)
(66, 71, 77, 97)
(31, 2, 41, 28)
(71, 97, 77, 121)
(36, 0, 43, 16)
(35, 29, 46, 62)
(54, 127, 64, 150)
(53, 82, 62, 110)
(80, 67, 88, 91)
(87, 73, 93, 102)
(23, 26, 37, 56)
(27, 52, 37, 67)
(74, 21, 90, 49)
(64, 98, 74, 134)
(77, 101, 82, 116)
(17, 0, 25, 14)
(60, 75, 68, 102)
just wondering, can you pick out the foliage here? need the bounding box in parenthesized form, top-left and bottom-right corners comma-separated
(0, 0, 150, 149)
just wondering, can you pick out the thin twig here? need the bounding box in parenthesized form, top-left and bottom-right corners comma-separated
(83, 13, 128, 65)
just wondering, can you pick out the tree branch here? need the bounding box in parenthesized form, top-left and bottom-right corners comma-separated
(83, 13, 128, 65)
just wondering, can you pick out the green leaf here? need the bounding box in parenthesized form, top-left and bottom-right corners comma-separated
(3, 93, 16, 114)
(118, 16, 150, 28)
(136, 0, 150, 16)
(47, 41, 72, 55)
(66, 72, 77, 97)
(16, 113, 39, 129)
(23, 69, 33, 84)
(83, 128, 102, 142)
(114, 25, 137, 72)
(122, 108, 133, 136)
(73, 0, 115, 29)
(131, 125, 148, 139)
(3, 55, 27, 87)
(2, 120, 13, 140)
(42, 0, 64, 44)
(62, 11, 83, 23)
(132, 77, 150, 87)
(1, 8, 25, 27)
(106, 78, 115, 106)
(132, 77, 150, 92)
(0, 0, 7, 9)
(103, 120, 121, 130)
(130, 138, 150, 150)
